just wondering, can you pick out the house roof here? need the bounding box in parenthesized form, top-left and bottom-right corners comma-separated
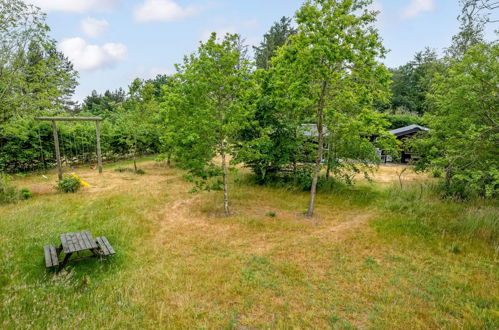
(389, 124, 429, 137)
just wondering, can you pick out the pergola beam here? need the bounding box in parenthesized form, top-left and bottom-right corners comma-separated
(35, 117, 102, 121)
(35, 116, 103, 179)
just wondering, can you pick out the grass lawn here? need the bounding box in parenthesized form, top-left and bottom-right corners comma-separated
(1, 160, 498, 328)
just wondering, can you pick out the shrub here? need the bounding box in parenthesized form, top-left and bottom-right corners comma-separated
(19, 187, 32, 200)
(0, 174, 19, 204)
(431, 168, 442, 178)
(56, 176, 82, 193)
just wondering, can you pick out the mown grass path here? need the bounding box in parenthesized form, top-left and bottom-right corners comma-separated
(1, 160, 497, 328)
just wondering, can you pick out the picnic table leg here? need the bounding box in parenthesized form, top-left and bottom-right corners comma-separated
(58, 252, 73, 272)
(56, 244, 63, 256)
(90, 248, 101, 258)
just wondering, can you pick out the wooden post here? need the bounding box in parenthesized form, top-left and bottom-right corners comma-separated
(51, 120, 63, 180)
(95, 120, 102, 174)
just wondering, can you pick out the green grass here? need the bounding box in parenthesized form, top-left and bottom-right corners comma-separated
(0, 162, 498, 328)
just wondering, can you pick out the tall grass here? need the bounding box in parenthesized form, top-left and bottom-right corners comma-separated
(374, 182, 499, 246)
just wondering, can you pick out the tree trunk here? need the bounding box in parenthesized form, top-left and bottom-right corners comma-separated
(221, 144, 230, 216)
(445, 164, 452, 189)
(306, 80, 328, 218)
(133, 139, 138, 172)
(325, 145, 332, 179)
(167, 152, 171, 167)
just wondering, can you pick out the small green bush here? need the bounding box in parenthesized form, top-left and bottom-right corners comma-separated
(0, 174, 18, 204)
(432, 168, 442, 178)
(266, 211, 277, 217)
(56, 176, 82, 193)
(19, 187, 32, 200)
(135, 168, 146, 175)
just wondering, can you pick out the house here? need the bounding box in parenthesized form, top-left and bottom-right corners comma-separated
(301, 124, 329, 163)
(300, 123, 429, 164)
(388, 124, 429, 163)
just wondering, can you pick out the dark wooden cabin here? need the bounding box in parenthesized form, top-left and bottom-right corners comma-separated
(388, 124, 429, 163)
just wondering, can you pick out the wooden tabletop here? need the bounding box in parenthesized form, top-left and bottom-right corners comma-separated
(60, 231, 98, 253)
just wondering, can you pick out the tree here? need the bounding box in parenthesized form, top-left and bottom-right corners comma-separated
(415, 42, 498, 198)
(389, 48, 444, 115)
(80, 88, 127, 119)
(270, 0, 393, 217)
(164, 33, 254, 216)
(115, 79, 161, 171)
(446, 0, 497, 59)
(0, 0, 77, 123)
(254, 17, 297, 70)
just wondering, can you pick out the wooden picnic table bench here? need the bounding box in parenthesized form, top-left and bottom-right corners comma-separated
(44, 230, 115, 271)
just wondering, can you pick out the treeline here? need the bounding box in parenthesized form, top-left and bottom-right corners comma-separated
(1, 0, 497, 214)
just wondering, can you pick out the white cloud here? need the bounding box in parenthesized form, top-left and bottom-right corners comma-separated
(58, 38, 127, 71)
(81, 18, 110, 38)
(27, 0, 120, 13)
(134, 0, 199, 23)
(401, 0, 435, 19)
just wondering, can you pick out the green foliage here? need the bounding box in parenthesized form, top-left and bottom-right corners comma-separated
(375, 183, 499, 245)
(445, 0, 490, 59)
(254, 16, 297, 70)
(19, 187, 32, 200)
(56, 176, 81, 193)
(388, 48, 444, 115)
(0, 174, 31, 203)
(79, 89, 126, 119)
(0, 82, 165, 174)
(240, 0, 397, 216)
(0, 174, 19, 204)
(431, 168, 442, 178)
(383, 112, 424, 130)
(162, 33, 255, 215)
(415, 43, 498, 198)
(0, 0, 78, 123)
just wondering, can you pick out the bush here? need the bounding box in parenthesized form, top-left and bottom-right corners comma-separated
(19, 187, 32, 200)
(56, 176, 82, 193)
(431, 168, 442, 178)
(0, 174, 19, 204)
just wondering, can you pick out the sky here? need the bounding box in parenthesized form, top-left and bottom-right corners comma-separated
(26, 0, 498, 102)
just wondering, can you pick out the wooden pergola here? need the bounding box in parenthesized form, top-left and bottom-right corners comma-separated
(34, 117, 103, 180)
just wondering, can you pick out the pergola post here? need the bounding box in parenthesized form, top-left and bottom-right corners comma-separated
(51, 120, 63, 180)
(95, 120, 102, 174)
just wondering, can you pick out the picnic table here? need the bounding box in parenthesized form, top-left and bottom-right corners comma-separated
(44, 231, 115, 271)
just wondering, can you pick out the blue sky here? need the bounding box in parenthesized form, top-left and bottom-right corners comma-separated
(27, 0, 497, 102)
